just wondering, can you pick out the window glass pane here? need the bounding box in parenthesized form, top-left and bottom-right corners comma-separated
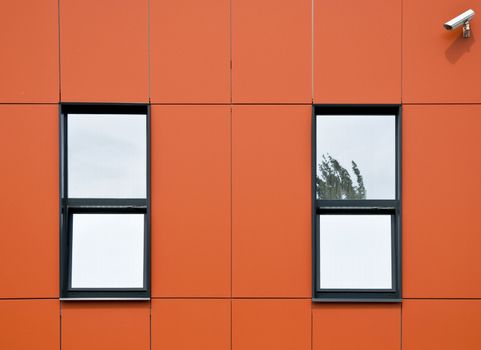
(68, 114, 147, 198)
(71, 214, 145, 289)
(319, 215, 392, 289)
(316, 115, 395, 200)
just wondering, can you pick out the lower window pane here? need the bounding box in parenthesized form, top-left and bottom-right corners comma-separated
(319, 215, 392, 290)
(71, 213, 145, 289)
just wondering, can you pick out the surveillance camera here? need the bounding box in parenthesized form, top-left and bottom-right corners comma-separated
(444, 9, 475, 30)
(444, 9, 475, 38)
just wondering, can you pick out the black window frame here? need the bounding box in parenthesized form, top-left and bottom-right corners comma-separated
(312, 104, 402, 302)
(60, 103, 151, 300)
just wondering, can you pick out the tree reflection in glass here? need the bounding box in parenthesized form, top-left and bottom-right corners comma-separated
(316, 154, 366, 200)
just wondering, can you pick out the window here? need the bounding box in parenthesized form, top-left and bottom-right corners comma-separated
(60, 104, 150, 300)
(312, 105, 401, 302)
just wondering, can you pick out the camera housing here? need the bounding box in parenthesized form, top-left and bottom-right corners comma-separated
(444, 9, 475, 38)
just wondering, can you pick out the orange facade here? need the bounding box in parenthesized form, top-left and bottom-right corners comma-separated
(1, 0, 480, 348)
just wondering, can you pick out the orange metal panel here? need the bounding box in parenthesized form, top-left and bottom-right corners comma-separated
(314, 0, 401, 103)
(152, 299, 230, 350)
(0, 105, 58, 298)
(0, 0, 58, 102)
(312, 304, 400, 350)
(232, 106, 311, 297)
(150, 0, 230, 103)
(403, 1, 481, 103)
(151, 106, 231, 297)
(403, 300, 481, 349)
(232, 0, 311, 103)
(0, 300, 59, 350)
(62, 302, 149, 350)
(60, 0, 148, 102)
(232, 299, 311, 350)
(403, 105, 481, 298)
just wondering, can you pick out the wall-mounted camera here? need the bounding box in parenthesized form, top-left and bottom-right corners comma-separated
(444, 9, 475, 38)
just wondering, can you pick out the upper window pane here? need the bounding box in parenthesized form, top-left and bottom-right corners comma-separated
(71, 213, 145, 289)
(67, 114, 147, 198)
(316, 115, 396, 200)
(319, 214, 392, 290)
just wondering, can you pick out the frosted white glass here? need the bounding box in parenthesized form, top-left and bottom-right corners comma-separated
(319, 215, 392, 289)
(68, 114, 146, 198)
(316, 115, 395, 199)
(71, 214, 145, 289)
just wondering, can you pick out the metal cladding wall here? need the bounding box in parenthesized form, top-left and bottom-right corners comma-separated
(1, 0, 481, 349)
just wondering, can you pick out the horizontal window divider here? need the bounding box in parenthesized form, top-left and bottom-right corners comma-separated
(316, 208, 396, 215)
(65, 198, 147, 208)
(316, 200, 399, 209)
